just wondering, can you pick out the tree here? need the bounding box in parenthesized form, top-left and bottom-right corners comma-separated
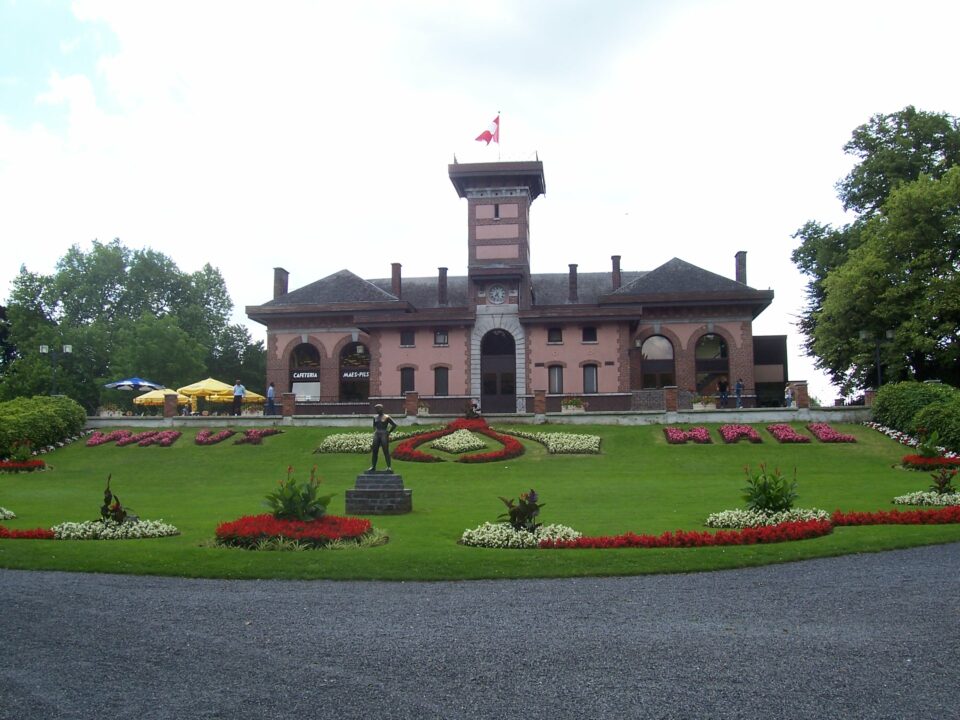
(792, 107, 960, 392)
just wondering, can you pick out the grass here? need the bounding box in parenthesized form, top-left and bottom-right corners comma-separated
(1, 422, 958, 581)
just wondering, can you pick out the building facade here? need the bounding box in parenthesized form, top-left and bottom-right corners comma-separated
(246, 160, 787, 414)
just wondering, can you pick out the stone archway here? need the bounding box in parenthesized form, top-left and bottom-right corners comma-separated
(480, 329, 516, 413)
(470, 311, 526, 413)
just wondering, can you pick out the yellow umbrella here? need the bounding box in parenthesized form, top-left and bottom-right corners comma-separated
(208, 389, 266, 404)
(176, 377, 235, 398)
(133, 388, 191, 406)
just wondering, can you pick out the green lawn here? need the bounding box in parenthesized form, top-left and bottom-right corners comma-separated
(1, 422, 957, 580)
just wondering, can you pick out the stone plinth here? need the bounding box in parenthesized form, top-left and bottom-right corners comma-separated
(345, 470, 412, 515)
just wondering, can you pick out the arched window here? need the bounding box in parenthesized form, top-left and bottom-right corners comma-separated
(640, 335, 675, 388)
(695, 333, 729, 394)
(290, 343, 321, 367)
(339, 342, 370, 402)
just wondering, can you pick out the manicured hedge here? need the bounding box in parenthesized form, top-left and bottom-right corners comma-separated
(914, 396, 960, 454)
(0, 395, 87, 458)
(872, 381, 959, 435)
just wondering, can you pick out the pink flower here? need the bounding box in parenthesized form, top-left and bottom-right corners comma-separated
(807, 423, 856, 443)
(718, 425, 762, 444)
(766, 424, 811, 443)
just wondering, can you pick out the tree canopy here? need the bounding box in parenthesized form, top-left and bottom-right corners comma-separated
(0, 239, 265, 411)
(792, 106, 960, 393)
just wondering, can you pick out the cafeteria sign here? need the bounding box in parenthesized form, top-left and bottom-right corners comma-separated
(291, 370, 320, 382)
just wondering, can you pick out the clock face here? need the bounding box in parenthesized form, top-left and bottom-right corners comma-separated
(488, 284, 507, 304)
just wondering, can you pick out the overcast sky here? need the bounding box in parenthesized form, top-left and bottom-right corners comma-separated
(3, 0, 959, 402)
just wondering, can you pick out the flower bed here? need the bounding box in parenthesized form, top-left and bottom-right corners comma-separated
(663, 427, 711, 445)
(539, 519, 833, 549)
(86, 429, 134, 447)
(460, 522, 582, 549)
(704, 508, 830, 528)
(0, 526, 55, 540)
(501, 429, 601, 454)
(832, 506, 960, 525)
(766, 424, 810, 444)
(234, 428, 283, 445)
(891, 491, 960, 507)
(215, 513, 372, 549)
(392, 418, 525, 463)
(0, 459, 47, 472)
(718, 425, 762, 444)
(901, 455, 960, 471)
(139, 430, 181, 447)
(807, 423, 856, 443)
(0, 507, 15, 520)
(315, 430, 415, 454)
(458, 428, 524, 463)
(195, 429, 236, 445)
(865, 422, 958, 457)
(51, 519, 180, 540)
(431, 429, 488, 454)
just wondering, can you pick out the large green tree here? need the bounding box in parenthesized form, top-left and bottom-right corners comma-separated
(0, 239, 265, 411)
(792, 106, 960, 392)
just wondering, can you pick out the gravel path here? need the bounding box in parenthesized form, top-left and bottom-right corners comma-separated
(2, 544, 959, 720)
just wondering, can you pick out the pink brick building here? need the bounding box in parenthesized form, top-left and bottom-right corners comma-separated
(246, 160, 788, 414)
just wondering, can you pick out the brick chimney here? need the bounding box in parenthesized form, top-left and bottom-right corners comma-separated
(273, 267, 289, 299)
(735, 251, 747, 285)
(391, 262, 402, 299)
(568, 264, 579, 303)
(438, 267, 448, 306)
(611, 255, 622, 291)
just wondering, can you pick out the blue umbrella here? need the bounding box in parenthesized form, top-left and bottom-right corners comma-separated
(104, 377, 165, 392)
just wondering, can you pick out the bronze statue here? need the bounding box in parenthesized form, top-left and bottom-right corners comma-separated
(367, 403, 398, 472)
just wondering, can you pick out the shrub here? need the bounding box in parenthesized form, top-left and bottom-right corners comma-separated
(0, 395, 86, 458)
(742, 464, 797, 513)
(264, 466, 334, 521)
(872, 381, 959, 436)
(913, 396, 960, 454)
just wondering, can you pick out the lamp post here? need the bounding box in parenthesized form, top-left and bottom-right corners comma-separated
(39, 344, 72, 395)
(858, 329, 894, 388)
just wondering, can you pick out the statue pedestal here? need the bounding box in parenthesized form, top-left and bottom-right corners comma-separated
(345, 470, 412, 515)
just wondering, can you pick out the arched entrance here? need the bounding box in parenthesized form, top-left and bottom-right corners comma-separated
(339, 342, 370, 402)
(480, 329, 516, 413)
(289, 343, 321, 400)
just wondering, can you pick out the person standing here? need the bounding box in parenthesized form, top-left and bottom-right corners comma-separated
(735, 378, 744, 408)
(784, 384, 793, 408)
(718, 377, 729, 408)
(368, 403, 398, 472)
(265, 382, 276, 416)
(232, 380, 246, 416)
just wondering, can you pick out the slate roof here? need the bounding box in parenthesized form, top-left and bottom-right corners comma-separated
(609, 258, 760, 298)
(528, 271, 645, 305)
(261, 270, 398, 307)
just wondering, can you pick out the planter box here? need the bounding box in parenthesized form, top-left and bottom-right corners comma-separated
(561, 405, 585, 414)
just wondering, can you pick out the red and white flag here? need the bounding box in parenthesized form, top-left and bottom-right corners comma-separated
(475, 115, 500, 145)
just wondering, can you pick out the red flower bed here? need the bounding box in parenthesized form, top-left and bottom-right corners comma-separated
(807, 423, 856, 443)
(458, 427, 524, 463)
(195, 429, 237, 446)
(86, 430, 133, 447)
(766, 424, 811, 444)
(718, 424, 762, 444)
(393, 429, 448, 462)
(663, 427, 712, 444)
(215, 513, 372, 548)
(0, 459, 47, 472)
(901, 455, 960, 471)
(539, 519, 833, 549)
(448, 417, 489, 431)
(0, 526, 55, 540)
(234, 428, 283, 445)
(393, 421, 524, 463)
(139, 430, 181, 447)
(832, 506, 960, 526)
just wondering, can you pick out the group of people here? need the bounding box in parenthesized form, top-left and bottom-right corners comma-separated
(716, 377, 745, 409)
(229, 380, 278, 416)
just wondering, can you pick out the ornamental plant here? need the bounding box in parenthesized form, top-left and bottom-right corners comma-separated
(719, 425, 762, 444)
(235, 428, 283, 445)
(663, 427, 712, 445)
(929, 467, 958, 495)
(0, 507, 16, 520)
(215, 514, 372, 549)
(916, 429, 943, 458)
(498, 489, 543, 532)
(742, 464, 797, 513)
(264, 465, 334, 521)
(766, 424, 810, 444)
(892, 491, 960, 507)
(806, 423, 856, 443)
(506, 428, 603, 453)
(195, 429, 236, 445)
(430, 429, 487, 454)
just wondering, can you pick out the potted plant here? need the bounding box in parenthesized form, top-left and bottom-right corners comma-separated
(417, 401, 430, 416)
(560, 397, 586, 413)
(691, 394, 713, 410)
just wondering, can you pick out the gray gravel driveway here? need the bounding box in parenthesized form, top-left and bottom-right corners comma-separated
(2, 543, 959, 719)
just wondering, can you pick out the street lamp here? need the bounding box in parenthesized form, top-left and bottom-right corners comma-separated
(858, 329, 894, 388)
(39, 344, 72, 395)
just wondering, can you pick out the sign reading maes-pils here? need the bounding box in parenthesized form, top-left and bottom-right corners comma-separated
(341, 369, 370, 380)
(291, 370, 320, 382)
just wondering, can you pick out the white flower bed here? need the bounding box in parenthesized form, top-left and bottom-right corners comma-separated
(431, 429, 487, 454)
(315, 431, 414, 454)
(503, 429, 601, 454)
(705, 508, 830, 528)
(52, 519, 180, 540)
(864, 422, 958, 458)
(460, 522, 582, 549)
(892, 491, 960, 506)
(0, 507, 16, 520)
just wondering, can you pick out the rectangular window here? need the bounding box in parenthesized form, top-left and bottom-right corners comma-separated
(548, 366, 564, 394)
(547, 327, 563, 344)
(434, 329, 448, 346)
(582, 326, 598, 343)
(434, 367, 449, 396)
(583, 364, 598, 394)
(400, 367, 415, 393)
(400, 330, 415, 347)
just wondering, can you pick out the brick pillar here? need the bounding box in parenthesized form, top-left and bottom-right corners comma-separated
(534, 389, 546, 414)
(281, 392, 296, 417)
(163, 393, 178, 418)
(792, 382, 809, 409)
(664, 386, 679, 412)
(404, 391, 419, 416)
(864, 389, 877, 407)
